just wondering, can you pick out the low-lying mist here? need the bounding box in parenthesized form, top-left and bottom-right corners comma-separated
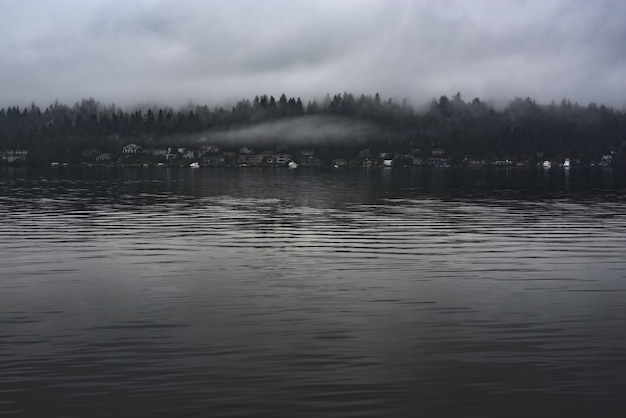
(199, 115, 384, 148)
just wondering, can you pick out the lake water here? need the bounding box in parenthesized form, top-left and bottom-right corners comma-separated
(1, 166, 626, 417)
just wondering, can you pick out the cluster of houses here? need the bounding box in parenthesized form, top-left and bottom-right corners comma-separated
(78, 143, 325, 167)
(0, 143, 618, 169)
(78, 143, 618, 169)
(0, 143, 454, 168)
(0, 149, 28, 164)
(79, 143, 458, 168)
(87, 144, 308, 167)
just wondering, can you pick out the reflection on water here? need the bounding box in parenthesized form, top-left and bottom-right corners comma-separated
(1, 167, 626, 417)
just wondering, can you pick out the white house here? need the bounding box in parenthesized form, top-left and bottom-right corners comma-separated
(122, 144, 141, 154)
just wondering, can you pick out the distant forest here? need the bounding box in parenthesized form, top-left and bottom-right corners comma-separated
(1, 92, 625, 166)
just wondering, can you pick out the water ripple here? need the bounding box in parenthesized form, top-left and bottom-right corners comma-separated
(1, 168, 626, 416)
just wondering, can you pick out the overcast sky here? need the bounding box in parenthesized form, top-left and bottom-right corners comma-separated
(1, 0, 625, 110)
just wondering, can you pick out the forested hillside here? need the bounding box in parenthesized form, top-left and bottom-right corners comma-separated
(1, 92, 624, 166)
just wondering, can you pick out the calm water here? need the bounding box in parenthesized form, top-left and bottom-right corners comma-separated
(1, 167, 626, 417)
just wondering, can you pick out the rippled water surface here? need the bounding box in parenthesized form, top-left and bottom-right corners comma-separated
(1, 167, 626, 417)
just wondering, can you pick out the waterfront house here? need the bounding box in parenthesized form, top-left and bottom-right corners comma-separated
(122, 144, 141, 154)
(463, 155, 487, 167)
(1, 149, 28, 164)
(432, 148, 446, 156)
(412, 156, 425, 166)
(152, 148, 168, 157)
(239, 153, 264, 167)
(492, 159, 514, 167)
(202, 145, 220, 155)
(271, 153, 292, 166)
(427, 157, 449, 167)
(81, 148, 99, 158)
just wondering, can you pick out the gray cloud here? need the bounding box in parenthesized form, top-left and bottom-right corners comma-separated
(1, 0, 625, 109)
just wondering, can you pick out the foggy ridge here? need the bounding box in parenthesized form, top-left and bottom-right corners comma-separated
(1, 93, 625, 167)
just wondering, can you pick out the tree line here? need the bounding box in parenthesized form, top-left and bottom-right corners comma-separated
(0, 92, 624, 166)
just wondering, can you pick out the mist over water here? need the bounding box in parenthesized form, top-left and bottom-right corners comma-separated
(1, 167, 626, 417)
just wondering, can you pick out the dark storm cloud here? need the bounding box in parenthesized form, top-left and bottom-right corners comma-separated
(1, 0, 624, 109)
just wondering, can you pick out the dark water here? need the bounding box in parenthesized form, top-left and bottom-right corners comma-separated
(1, 167, 626, 417)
